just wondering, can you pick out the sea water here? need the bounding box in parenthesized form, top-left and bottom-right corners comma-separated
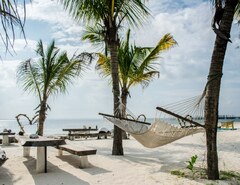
(0, 118, 115, 135)
(0, 118, 239, 136)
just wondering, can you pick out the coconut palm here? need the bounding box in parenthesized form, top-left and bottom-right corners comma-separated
(96, 29, 177, 117)
(60, 0, 150, 155)
(204, 0, 239, 180)
(17, 40, 92, 136)
(0, 0, 29, 53)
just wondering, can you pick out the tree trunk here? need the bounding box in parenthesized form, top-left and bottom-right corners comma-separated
(121, 86, 128, 139)
(108, 27, 123, 155)
(205, 0, 237, 180)
(38, 97, 47, 136)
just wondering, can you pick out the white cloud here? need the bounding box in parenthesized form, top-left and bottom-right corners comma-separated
(25, 0, 84, 44)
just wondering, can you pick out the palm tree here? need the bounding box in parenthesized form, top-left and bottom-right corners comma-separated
(96, 29, 177, 118)
(204, 0, 239, 180)
(60, 0, 150, 155)
(0, 0, 29, 54)
(17, 40, 92, 136)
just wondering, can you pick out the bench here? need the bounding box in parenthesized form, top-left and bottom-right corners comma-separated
(221, 121, 234, 130)
(57, 144, 97, 168)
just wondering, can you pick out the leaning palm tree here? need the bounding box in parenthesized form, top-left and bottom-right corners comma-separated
(204, 0, 239, 180)
(17, 40, 92, 136)
(96, 29, 177, 118)
(60, 0, 150, 155)
(0, 0, 29, 54)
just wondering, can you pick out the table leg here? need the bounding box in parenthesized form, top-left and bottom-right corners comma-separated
(2, 135, 9, 146)
(23, 147, 31, 157)
(45, 146, 47, 173)
(36, 147, 47, 173)
(79, 156, 89, 168)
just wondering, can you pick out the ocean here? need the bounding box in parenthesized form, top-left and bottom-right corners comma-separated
(0, 118, 114, 135)
(0, 118, 239, 136)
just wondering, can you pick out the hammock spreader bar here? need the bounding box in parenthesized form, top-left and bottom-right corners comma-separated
(99, 113, 151, 125)
(156, 107, 204, 128)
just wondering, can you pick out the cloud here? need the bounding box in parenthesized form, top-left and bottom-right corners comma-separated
(25, 0, 84, 45)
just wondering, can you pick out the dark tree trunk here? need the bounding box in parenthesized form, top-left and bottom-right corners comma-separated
(205, 0, 237, 180)
(108, 26, 123, 155)
(121, 86, 128, 139)
(38, 96, 47, 136)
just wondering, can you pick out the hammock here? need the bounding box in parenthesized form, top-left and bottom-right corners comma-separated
(99, 96, 205, 148)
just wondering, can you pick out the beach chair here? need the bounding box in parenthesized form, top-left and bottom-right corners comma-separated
(221, 121, 234, 130)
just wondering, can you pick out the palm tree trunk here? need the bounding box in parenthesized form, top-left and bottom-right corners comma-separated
(121, 86, 128, 139)
(205, 0, 237, 180)
(108, 27, 123, 155)
(38, 96, 47, 136)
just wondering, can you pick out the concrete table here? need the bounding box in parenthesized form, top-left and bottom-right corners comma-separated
(0, 132, 15, 146)
(18, 136, 66, 173)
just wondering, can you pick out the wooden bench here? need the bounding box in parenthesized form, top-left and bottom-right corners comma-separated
(57, 144, 97, 168)
(221, 121, 234, 130)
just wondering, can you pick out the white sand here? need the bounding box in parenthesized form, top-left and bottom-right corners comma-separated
(0, 129, 240, 185)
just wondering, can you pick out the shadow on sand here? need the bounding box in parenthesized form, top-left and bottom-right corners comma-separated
(22, 156, 90, 185)
(0, 166, 20, 185)
(56, 155, 111, 175)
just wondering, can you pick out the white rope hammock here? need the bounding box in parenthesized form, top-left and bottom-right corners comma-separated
(103, 116, 204, 148)
(100, 96, 206, 148)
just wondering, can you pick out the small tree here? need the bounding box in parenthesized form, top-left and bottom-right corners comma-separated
(17, 40, 92, 136)
(96, 30, 177, 117)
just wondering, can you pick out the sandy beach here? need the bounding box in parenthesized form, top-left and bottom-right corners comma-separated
(0, 128, 240, 185)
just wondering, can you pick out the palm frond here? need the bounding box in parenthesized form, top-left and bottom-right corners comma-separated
(96, 53, 112, 78)
(82, 24, 107, 54)
(0, 0, 30, 54)
(135, 33, 177, 75)
(17, 40, 93, 104)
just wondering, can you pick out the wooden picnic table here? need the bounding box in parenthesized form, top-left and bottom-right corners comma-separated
(17, 135, 66, 173)
(63, 127, 98, 140)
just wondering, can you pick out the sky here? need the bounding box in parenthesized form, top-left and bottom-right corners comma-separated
(0, 0, 239, 120)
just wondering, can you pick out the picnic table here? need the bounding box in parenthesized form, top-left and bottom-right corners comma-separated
(63, 127, 98, 140)
(17, 135, 66, 173)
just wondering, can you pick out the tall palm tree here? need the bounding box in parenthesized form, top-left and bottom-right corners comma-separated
(0, 0, 29, 54)
(17, 40, 92, 136)
(204, 0, 239, 180)
(60, 0, 150, 155)
(96, 29, 177, 117)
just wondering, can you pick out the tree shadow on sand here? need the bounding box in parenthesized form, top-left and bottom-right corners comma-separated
(23, 156, 90, 185)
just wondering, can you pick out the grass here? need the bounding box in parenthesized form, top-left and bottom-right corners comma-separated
(220, 170, 240, 181)
(170, 169, 240, 184)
